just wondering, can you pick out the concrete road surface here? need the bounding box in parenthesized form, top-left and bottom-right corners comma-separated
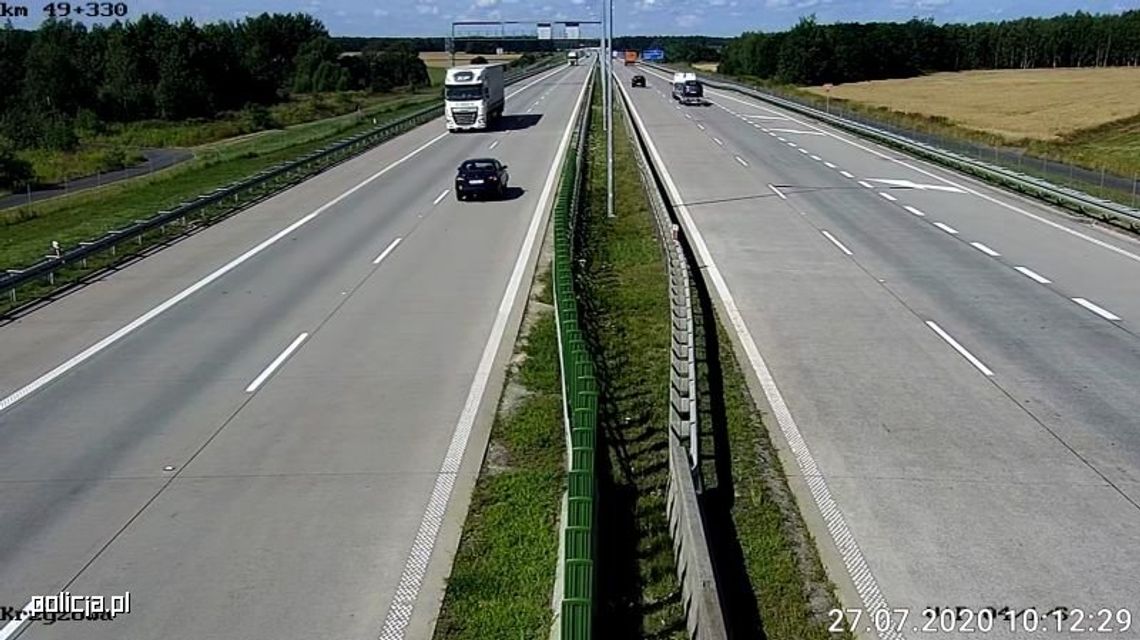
(620, 65, 1140, 639)
(0, 61, 590, 640)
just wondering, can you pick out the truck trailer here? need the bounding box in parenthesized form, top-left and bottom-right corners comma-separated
(624, 50, 638, 65)
(444, 64, 505, 132)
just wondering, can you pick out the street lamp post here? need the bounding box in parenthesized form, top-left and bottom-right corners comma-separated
(605, 0, 614, 217)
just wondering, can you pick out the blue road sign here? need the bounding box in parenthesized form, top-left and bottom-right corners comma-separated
(642, 49, 665, 61)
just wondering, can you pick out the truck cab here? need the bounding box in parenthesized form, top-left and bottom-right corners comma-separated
(445, 64, 506, 132)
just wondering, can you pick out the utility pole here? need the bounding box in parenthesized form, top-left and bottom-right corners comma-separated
(605, 0, 614, 218)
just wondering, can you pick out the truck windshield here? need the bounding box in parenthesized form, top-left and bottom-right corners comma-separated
(446, 85, 483, 101)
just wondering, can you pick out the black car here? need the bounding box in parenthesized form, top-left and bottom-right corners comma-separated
(631, 75, 646, 88)
(455, 158, 510, 201)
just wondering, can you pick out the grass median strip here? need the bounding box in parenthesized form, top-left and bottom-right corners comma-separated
(433, 263, 564, 639)
(578, 87, 687, 638)
(696, 309, 853, 640)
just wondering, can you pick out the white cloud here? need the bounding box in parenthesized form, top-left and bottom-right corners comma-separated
(415, 4, 439, 14)
(372, 8, 388, 16)
(766, 0, 831, 8)
(475, 0, 497, 6)
(675, 13, 700, 27)
(892, 0, 950, 8)
(571, 0, 585, 4)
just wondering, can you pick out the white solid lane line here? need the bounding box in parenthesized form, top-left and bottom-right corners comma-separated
(904, 205, 926, 217)
(432, 189, 450, 205)
(858, 180, 874, 189)
(1015, 266, 1052, 284)
(879, 192, 898, 202)
(372, 237, 403, 265)
(245, 333, 309, 393)
(1073, 297, 1122, 321)
(934, 222, 959, 235)
(735, 156, 749, 167)
(713, 137, 724, 146)
(0, 601, 37, 640)
(488, 140, 499, 150)
(768, 184, 787, 200)
(378, 64, 591, 640)
(821, 230, 854, 256)
(970, 242, 1001, 257)
(927, 321, 994, 376)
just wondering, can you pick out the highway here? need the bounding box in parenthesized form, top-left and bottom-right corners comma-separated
(0, 60, 590, 640)
(619, 65, 1140, 638)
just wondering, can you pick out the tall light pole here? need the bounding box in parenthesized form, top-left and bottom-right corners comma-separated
(605, 0, 614, 218)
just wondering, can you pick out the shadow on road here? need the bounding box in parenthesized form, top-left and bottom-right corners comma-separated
(496, 114, 543, 132)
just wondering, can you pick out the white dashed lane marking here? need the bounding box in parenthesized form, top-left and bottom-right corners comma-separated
(1072, 298, 1122, 321)
(970, 242, 1000, 257)
(1015, 266, 1051, 284)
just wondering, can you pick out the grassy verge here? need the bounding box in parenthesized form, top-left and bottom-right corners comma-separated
(433, 264, 565, 639)
(695, 305, 852, 639)
(577, 84, 686, 638)
(0, 98, 434, 270)
(17, 92, 437, 185)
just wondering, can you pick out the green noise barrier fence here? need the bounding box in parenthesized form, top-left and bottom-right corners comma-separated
(552, 69, 596, 640)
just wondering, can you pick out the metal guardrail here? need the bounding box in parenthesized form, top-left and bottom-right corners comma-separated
(615, 72, 729, 640)
(644, 63, 1140, 232)
(551, 65, 597, 640)
(0, 60, 563, 315)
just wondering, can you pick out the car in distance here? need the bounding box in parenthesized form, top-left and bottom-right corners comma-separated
(455, 158, 510, 201)
(631, 74, 646, 88)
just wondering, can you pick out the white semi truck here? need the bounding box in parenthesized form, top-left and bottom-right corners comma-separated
(444, 64, 505, 132)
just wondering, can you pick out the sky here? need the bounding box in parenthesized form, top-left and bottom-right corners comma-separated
(13, 0, 1140, 37)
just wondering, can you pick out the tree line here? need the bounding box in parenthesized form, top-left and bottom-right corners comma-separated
(720, 10, 1140, 86)
(612, 36, 728, 63)
(0, 13, 431, 188)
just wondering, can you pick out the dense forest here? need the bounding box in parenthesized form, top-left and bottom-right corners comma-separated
(0, 13, 431, 187)
(720, 10, 1140, 85)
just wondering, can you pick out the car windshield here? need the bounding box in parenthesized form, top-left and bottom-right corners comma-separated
(446, 85, 483, 101)
(463, 161, 497, 172)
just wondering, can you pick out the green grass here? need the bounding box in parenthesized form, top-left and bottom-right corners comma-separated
(578, 84, 686, 638)
(428, 66, 448, 87)
(696, 311, 853, 639)
(17, 92, 437, 185)
(433, 267, 565, 640)
(0, 98, 436, 270)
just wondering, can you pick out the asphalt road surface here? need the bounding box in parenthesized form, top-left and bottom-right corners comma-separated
(0, 61, 590, 640)
(620, 65, 1140, 639)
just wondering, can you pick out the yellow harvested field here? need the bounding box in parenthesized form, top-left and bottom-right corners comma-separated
(419, 51, 522, 67)
(806, 67, 1140, 141)
(692, 62, 719, 72)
